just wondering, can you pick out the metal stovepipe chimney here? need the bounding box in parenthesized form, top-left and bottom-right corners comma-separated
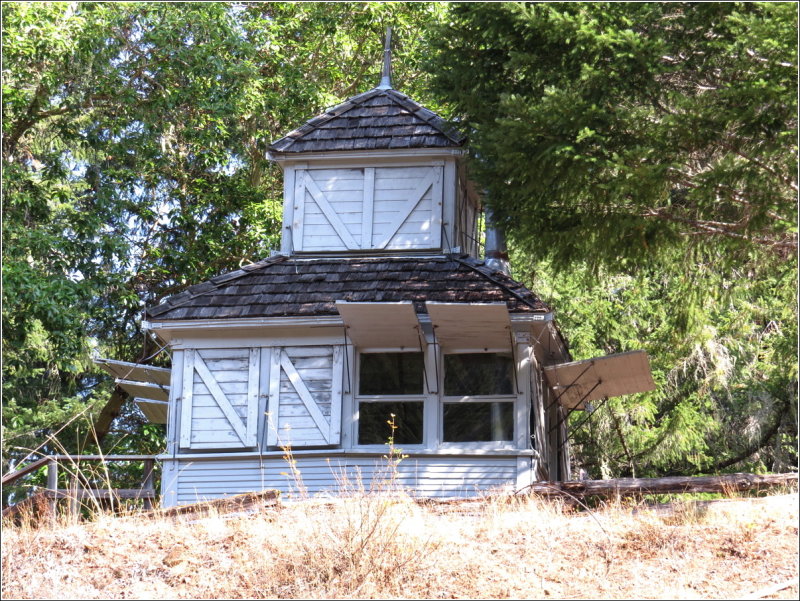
(484, 206, 510, 275)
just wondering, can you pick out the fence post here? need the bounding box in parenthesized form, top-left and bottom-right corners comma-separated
(46, 459, 58, 517)
(68, 472, 80, 520)
(142, 459, 155, 510)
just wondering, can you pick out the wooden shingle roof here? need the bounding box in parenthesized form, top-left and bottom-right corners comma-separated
(145, 256, 549, 321)
(269, 88, 465, 153)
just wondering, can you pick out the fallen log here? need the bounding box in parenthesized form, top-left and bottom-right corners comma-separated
(1, 491, 52, 521)
(150, 489, 281, 518)
(524, 472, 798, 498)
(740, 577, 799, 600)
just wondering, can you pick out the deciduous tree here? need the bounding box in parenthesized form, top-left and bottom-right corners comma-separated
(2, 1, 445, 473)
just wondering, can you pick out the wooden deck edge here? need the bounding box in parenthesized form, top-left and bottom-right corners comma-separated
(43, 489, 157, 500)
(2, 455, 157, 486)
(6, 473, 795, 521)
(1, 491, 50, 519)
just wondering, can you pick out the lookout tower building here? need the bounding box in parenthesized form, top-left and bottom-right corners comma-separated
(110, 39, 656, 506)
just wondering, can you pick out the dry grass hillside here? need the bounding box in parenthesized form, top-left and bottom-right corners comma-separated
(2, 488, 798, 599)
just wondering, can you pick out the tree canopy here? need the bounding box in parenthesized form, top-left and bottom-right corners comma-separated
(428, 2, 796, 266)
(2, 1, 444, 470)
(2, 2, 796, 483)
(427, 2, 797, 476)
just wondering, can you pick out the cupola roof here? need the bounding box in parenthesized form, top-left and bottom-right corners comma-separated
(269, 87, 465, 154)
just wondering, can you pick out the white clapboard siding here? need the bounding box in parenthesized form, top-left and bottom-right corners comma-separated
(170, 455, 520, 505)
(180, 348, 260, 450)
(267, 346, 343, 448)
(293, 166, 443, 252)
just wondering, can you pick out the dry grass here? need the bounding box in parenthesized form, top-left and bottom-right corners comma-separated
(2, 490, 798, 599)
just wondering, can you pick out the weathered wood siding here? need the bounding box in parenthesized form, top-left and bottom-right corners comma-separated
(296, 168, 364, 251)
(292, 166, 443, 252)
(453, 164, 480, 257)
(175, 344, 343, 452)
(165, 454, 524, 505)
(543, 384, 571, 482)
(372, 166, 442, 249)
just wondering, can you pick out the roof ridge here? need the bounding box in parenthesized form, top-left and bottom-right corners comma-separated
(270, 89, 382, 151)
(384, 90, 465, 145)
(449, 254, 550, 313)
(297, 89, 381, 132)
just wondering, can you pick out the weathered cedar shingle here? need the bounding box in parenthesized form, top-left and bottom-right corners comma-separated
(269, 88, 464, 154)
(146, 256, 549, 321)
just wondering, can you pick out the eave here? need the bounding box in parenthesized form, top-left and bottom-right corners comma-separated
(268, 147, 465, 165)
(144, 312, 555, 344)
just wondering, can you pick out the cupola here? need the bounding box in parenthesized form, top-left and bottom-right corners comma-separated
(268, 31, 480, 256)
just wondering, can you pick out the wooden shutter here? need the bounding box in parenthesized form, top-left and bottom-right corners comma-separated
(373, 166, 443, 250)
(179, 348, 260, 450)
(294, 169, 363, 252)
(293, 166, 443, 252)
(267, 346, 343, 447)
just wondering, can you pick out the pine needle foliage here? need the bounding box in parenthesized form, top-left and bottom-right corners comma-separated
(427, 2, 797, 476)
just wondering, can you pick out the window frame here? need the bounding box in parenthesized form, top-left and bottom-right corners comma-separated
(439, 349, 521, 450)
(353, 349, 428, 450)
(349, 344, 529, 452)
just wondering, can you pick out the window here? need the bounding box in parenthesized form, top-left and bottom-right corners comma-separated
(359, 401, 423, 445)
(359, 352, 423, 396)
(442, 353, 516, 443)
(443, 403, 514, 442)
(357, 352, 424, 445)
(444, 353, 514, 396)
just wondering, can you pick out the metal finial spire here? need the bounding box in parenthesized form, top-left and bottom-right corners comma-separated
(377, 26, 392, 89)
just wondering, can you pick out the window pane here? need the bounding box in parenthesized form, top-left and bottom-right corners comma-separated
(358, 402, 424, 445)
(359, 353, 423, 395)
(444, 353, 514, 396)
(443, 402, 514, 442)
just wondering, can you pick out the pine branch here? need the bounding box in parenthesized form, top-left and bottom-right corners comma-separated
(716, 140, 798, 193)
(643, 208, 797, 250)
(713, 397, 790, 470)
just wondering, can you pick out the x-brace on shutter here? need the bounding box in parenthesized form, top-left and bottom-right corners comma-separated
(292, 166, 443, 252)
(267, 346, 343, 447)
(180, 348, 260, 449)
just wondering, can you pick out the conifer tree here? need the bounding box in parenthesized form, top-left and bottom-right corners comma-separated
(428, 2, 797, 475)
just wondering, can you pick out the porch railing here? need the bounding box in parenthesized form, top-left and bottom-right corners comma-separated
(2, 454, 158, 518)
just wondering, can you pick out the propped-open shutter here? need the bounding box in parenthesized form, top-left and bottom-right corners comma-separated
(267, 346, 343, 447)
(180, 348, 260, 449)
